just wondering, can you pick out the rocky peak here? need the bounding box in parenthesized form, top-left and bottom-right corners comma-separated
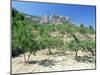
(25, 14, 72, 25)
(40, 14, 71, 24)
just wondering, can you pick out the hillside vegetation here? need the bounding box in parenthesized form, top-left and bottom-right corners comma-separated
(12, 8, 96, 63)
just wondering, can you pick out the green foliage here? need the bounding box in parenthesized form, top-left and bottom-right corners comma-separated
(15, 13, 25, 20)
(88, 25, 95, 34)
(12, 8, 18, 17)
(78, 24, 87, 34)
(67, 40, 79, 51)
(80, 40, 96, 55)
(35, 35, 63, 54)
(12, 9, 39, 58)
(80, 24, 84, 28)
(89, 25, 94, 30)
(67, 40, 80, 60)
(66, 34, 95, 60)
(78, 24, 95, 34)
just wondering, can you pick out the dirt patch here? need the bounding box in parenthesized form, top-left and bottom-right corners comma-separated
(12, 49, 95, 74)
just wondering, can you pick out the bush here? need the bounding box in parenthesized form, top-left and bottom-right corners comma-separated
(80, 40, 96, 56)
(12, 48, 25, 57)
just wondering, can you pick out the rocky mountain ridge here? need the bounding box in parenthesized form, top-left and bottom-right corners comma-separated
(25, 14, 72, 25)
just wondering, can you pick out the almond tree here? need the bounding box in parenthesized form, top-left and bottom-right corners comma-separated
(80, 40, 96, 56)
(67, 39, 80, 60)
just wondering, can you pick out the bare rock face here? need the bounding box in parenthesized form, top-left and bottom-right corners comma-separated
(40, 15, 49, 24)
(40, 14, 71, 24)
(25, 14, 72, 25)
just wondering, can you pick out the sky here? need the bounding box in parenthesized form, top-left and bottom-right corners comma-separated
(12, 1, 96, 29)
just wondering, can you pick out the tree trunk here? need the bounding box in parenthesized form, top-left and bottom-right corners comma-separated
(33, 50, 36, 56)
(27, 52, 32, 62)
(75, 50, 78, 60)
(88, 48, 95, 56)
(24, 53, 26, 63)
(48, 48, 52, 55)
(90, 50, 95, 56)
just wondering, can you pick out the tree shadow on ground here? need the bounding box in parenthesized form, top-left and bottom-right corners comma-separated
(27, 59, 56, 67)
(77, 55, 95, 63)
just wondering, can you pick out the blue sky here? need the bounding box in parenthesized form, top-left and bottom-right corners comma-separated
(12, 1, 96, 29)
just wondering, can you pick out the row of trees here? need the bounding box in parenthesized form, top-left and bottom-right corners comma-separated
(12, 8, 96, 62)
(67, 36, 95, 60)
